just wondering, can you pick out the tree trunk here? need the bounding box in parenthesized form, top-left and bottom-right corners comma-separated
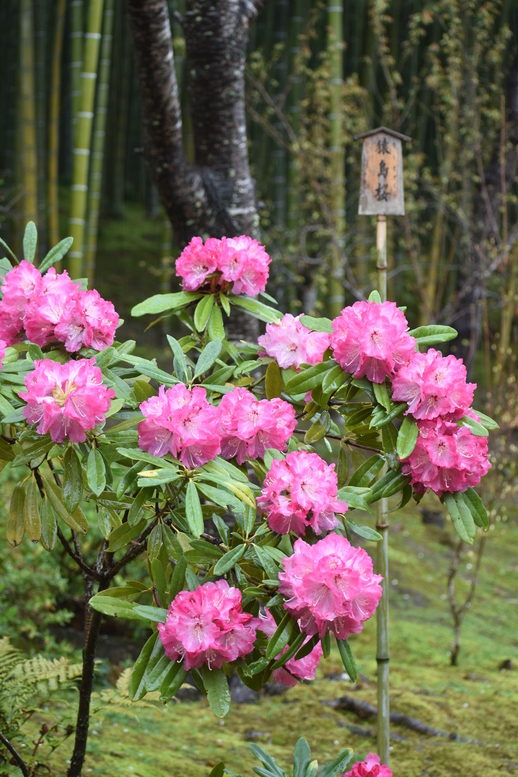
(126, 0, 264, 339)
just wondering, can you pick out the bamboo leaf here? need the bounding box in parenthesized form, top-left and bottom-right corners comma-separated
(396, 416, 418, 459)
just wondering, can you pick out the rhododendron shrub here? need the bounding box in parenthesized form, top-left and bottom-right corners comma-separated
(0, 224, 496, 773)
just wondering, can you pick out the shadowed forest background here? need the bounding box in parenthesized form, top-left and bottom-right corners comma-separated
(0, 2, 517, 776)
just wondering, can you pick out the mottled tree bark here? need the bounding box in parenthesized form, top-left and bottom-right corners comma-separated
(126, 0, 264, 339)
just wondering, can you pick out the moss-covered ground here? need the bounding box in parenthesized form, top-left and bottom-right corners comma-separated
(43, 505, 517, 777)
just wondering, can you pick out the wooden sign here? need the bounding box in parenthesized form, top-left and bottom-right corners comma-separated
(356, 127, 410, 216)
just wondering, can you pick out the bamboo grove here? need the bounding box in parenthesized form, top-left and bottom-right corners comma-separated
(0, 0, 516, 391)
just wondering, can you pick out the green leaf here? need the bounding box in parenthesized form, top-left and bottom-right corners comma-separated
(200, 667, 231, 717)
(349, 455, 384, 487)
(285, 362, 333, 394)
(166, 335, 190, 383)
(132, 605, 168, 622)
(299, 315, 333, 333)
(213, 544, 246, 575)
(40, 499, 57, 550)
(185, 480, 204, 538)
(208, 763, 225, 777)
(304, 411, 330, 444)
(120, 353, 177, 385)
(170, 557, 187, 599)
(336, 638, 358, 682)
(193, 294, 215, 332)
(42, 474, 88, 534)
(128, 633, 160, 700)
(22, 221, 38, 263)
(319, 750, 354, 777)
(443, 493, 476, 544)
(321, 363, 348, 395)
(463, 488, 489, 528)
(38, 236, 73, 272)
(366, 471, 409, 503)
(293, 738, 312, 777)
(127, 487, 153, 526)
(470, 409, 499, 431)
(7, 483, 26, 546)
(397, 416, 418, 459)
(194, 340, 222, 378)
(207, 305, 225, 340)
(107, 519, 146, 552)
(265, 360, 283, 399)
(24, 479, 41, 542)
(408, 324, 458, 346)
(265, 612, 295, 659)
(230, 295, 282, 324)
(248, 745, 287, 777)
(159, 661, 187, 700)
(373, 381, 392, 411)
(346, 520, 382, 541)
(131, 292, 200, 316)
(63, 447, 83, 512)
(337, 485, 370, 511)
(368, 289, 382, 303)
(459, 414, 489, 437)
(89, 595, 147, 620)
(87, 448, 106, 496)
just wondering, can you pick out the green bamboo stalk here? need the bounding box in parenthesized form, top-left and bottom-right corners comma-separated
(84, 0, 115, 280)
(327, 0, 345, 316)
(375, 214, 390, 764)
(286, 0, 308, 238)
(106, 2, 130, 218)
(70, 0, 84, 147)
(68, 0, 105, 279)
(19, 0, 38, 228)
(48, 0, 67, 248)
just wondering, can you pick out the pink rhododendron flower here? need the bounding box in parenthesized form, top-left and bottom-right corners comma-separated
(258, 314, 330, 369)
(257, 450, 347, 536)
(278, 534, 383, 639)
(218, 387, 296, 464)
(257, 609, 323, 687)
(343, 754, 392, 777)
(224, 235, 271, 296)
(0, 260, 43, 344)
(54, 289, 119, 352)
(158, 580, 257, 670)
(331, 300, 416, 383)
(401, 416, 490, 495)
(391, 348, 475, 420)
(19, 358, 115, 443)
(24, 268, 80, 347)
(0, 339, 6, 368)
(138, 383, 221, 468)
(175, 235, 271, 296)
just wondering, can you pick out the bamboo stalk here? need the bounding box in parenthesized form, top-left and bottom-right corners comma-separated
(327, 0, 345, 316)
(70, 0, 83, 147)
(19, 0, 38, 228)
(85, 0, 115, 280)
(68, 0, 105, 279)
(48, 0, 67, 248)
(376, 213, 390, 764)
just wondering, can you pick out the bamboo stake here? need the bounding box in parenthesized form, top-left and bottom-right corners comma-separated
(327, 0, 345, 316)
(68, 0, 105, 279)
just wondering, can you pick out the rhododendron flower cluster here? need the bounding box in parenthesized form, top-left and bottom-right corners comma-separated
(257, 609, 323, 686)
(331, 300, 416, 383)
(175, 235, 271, 296)
(401, 416, 490, 495)
(391, 348, 475, 420)
(138, 383, 221, 468)
(279, 534, 383, 639)
(219, 387, 296, 464)
(258, 314, 330, 369)
(158, 580, 257, 670)
(343, 754, 392, 777)
(19, 358, 115, 443)
(0, 260, 119, 352)
(257, 450, 347, 536)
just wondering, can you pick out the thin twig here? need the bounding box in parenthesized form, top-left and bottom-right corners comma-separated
(0, 731, 30, 777)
